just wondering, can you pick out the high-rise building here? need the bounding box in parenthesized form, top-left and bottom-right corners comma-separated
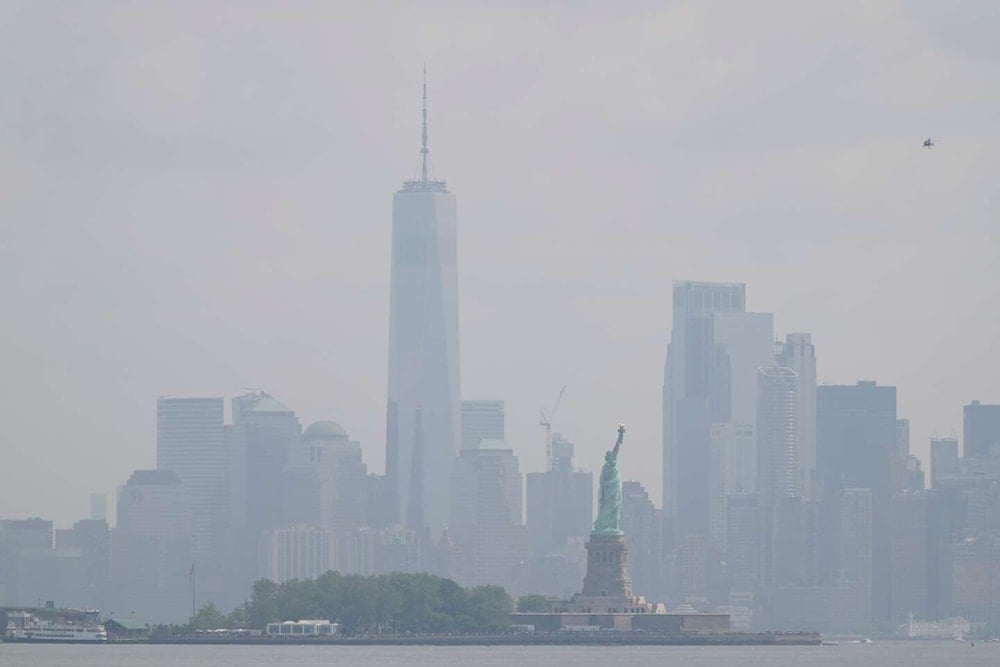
(0, 519, 53, 605)
(111, 470, 192, 623)
(385, 73, 460, 537)
(893, 419, 924, 494)
(230, 391, 301, 531)
(450, 440, 522, 527)
(756, 366, 804, 595)
(156, 397, 226, 605)
(726, 494, 761, 592)
(461, 400, 505, 450)
(890, 490, 958, 624)
(297, 421, 368, 534)
(712, 312, 776, 427)
(54, 519, 110, 610)
(817, 381, 896, 630)
(951, 536, 1000, 625)
(663, 281, 773, 539)
(964, 400, 1000, 459)
(776, 333, 817, 499)
(836, 488, 873, 634)
(757, 367, 798, 504)
(226, 391, 301, 603)
(621, 481, 664, 599)
(447, 441, 527, 588)
(526, 434, 593, 555)
(709, 422, 754, 550)
(930, 437, 959, 489)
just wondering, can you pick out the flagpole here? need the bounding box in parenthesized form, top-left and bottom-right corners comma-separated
(190, 562, 196, 621)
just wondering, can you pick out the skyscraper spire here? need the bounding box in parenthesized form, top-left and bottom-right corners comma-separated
(421, 64, 429, 184)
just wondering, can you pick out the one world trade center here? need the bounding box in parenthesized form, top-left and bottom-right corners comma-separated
(385, 71, 460, 537)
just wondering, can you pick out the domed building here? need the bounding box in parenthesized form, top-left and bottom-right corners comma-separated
(299, 420, 368, 534)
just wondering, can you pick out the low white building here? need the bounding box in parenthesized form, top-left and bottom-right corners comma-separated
(265, 619, 339, 636)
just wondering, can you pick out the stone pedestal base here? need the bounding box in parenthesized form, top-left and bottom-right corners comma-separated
(580, 532, 632, 599)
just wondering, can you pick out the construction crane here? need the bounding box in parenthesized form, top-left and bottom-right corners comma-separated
(539, 385, 567, 470)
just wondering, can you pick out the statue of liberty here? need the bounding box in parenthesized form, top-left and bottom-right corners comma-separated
(593, 424, 625, 535)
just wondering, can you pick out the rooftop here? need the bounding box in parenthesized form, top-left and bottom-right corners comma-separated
(303, 420, 348, 439)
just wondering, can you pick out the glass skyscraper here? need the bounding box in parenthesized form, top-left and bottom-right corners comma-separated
(385, 74, 460, 536)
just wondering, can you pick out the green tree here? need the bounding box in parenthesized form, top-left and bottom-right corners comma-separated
(516, 594, 553, 612)
(234, 572, 514, 635)
(466, 586, 513, 631)
(190, 603, 228, 630)
(246, 578, 279, 628)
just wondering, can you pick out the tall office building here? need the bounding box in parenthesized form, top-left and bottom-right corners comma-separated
(964, 400, 1000, 459)
(54, 519, 110, 611)
(0, 519, 53, 605)
(230, 391, 301, 531)
(712, 311, 775, 426)
(836, 488, 873, 634)
(526, 434, 593, 555)
(708, 422, 754, 551)
(890, 490, 957, 624)
(156, 397, 226, 604)
(461, 400, 505, 450)
(892, 418, 924, 493)
(385, 72, 460, 536)
(621, 481, 664, 599)
(818, 381, 896, 631)
(756, 367, 798, 504)
(301, 421, 368, 534)
(775, 333, 817, 499)
(450, 440, 523, 527)
(111, 470, 192, 623)
(930, 437, 959, 489)
(448, 440, 528, 587)
(663, 281, 772, 538)
(226, 391, 301, 603)
(726, 494, 762, 592)
(757, 367, 804, 592)
(664, 281, 741, 532)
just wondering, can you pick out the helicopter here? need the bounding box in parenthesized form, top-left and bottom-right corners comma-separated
(923, 138, 935, 149)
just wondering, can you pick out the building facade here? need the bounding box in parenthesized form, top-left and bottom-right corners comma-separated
(461, 400, 505, 450)
(156, 397, 226, 606)
(257, 526, 337, 584)
(662, 281, 773, 540)
(964, 400, 1000, 459)
(385, 78, 461, 537)
(817, 381, 896, 631)
(775, 333, 817, 499)
(111, 470, 192, 624)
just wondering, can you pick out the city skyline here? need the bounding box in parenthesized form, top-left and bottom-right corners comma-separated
(2, 2, 998, 529)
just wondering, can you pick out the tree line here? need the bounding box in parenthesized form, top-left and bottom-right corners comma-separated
(186, 571, 515, 635)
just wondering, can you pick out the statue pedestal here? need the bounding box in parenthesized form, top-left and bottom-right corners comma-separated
(579, 532, 633, 601)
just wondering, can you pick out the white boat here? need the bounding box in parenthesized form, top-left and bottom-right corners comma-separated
(5, 613, 107, 644)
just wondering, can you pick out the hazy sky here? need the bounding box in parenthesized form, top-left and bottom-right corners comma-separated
(1, 1, 998, 526)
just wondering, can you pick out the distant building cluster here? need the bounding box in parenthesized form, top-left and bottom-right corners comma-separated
(1, 91, 999, 638)
(659, 281, 1000, 636)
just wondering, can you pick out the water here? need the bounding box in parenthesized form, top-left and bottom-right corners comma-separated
(2, 641, 997, 667)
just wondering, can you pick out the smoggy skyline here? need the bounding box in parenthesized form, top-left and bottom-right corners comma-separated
(1, 1, 998, 525)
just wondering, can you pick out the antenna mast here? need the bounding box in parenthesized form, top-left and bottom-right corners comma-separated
(421, 64, 429, 183)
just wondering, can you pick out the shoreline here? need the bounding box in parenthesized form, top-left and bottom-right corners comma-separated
(143, 632, 822, 647)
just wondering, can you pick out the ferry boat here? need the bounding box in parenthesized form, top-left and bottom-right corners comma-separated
(5, 612, 107, 644)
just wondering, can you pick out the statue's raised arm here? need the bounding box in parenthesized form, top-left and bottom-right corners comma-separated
(594, 423, 626, 535)
(610, 423, 625, 461)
